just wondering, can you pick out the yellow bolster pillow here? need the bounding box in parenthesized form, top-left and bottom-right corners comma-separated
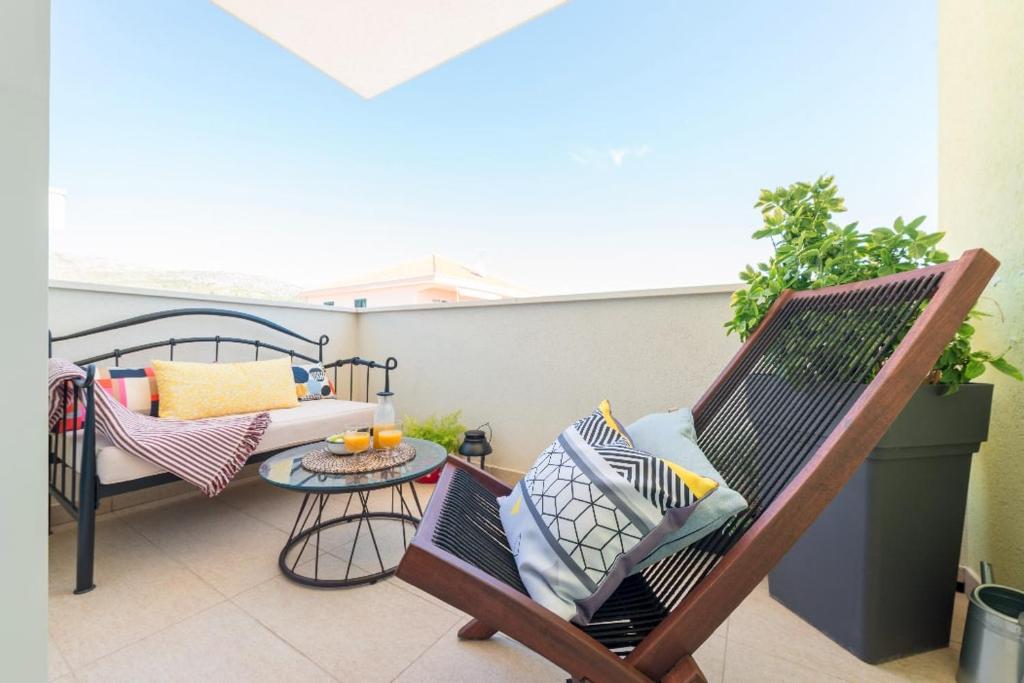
(153, 357, 298, 420)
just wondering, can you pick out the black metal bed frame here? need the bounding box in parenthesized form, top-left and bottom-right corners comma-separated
(48, 307, 397, 594)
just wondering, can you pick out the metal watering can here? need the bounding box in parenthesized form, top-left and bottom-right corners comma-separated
(957, 562, 1024, 683)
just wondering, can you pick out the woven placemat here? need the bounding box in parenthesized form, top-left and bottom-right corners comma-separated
(301, 442, 416, 475)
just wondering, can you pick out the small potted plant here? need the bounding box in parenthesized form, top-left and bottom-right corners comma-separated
(727, 176, 1020, 663)
(403, 411, 467, 484)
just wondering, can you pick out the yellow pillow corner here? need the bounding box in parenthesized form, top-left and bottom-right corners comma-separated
(153, 357, 298, 420)
(598, 398, 633, 446)
(660, 458, 719, 500)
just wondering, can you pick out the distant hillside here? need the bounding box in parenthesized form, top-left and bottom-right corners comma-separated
(50, 253, 303, 302)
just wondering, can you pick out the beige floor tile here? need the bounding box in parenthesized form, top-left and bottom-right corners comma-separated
(390, 576, 467, 618)
(75, 602, 332, 683)
(395, 619, 567, 682)
(50, 498, 112, 528)
(724, 640, 845, 682)
(731, 580, 962, 683)
(355, 482, 433, 517)
(48, 634, 71, 681)
(949, 592, 968, 645)
(695, 634, 727, 683)
(318, 517, 465, 616)
(108, 480, 198, 512)
(728, 581, 893, 681)
(116, 493, 292, 597)
(411, 481, 436, 507)
(215, 478, 343, 534)
(48, 516, 223, 668)
(712, 616, 730, 641)
(233, 554, 460, 682)
(50, 478, 975, 682)
(253, 484, 429, 564)
(872, 646, 960, 682)
(216, 477, 429, 534)
(326, 516, 417, 568)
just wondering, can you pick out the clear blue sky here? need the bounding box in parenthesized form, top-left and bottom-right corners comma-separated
(50, 0, 937, 294)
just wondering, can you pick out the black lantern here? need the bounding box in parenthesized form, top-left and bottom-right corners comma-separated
(458, 423, 493, 469)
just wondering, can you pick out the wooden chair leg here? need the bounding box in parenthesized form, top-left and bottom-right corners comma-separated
(458, 618, 497, 641)
(661, 655, 706, 683)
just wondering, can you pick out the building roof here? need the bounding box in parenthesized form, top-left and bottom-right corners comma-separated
(300, 254, 531, 299)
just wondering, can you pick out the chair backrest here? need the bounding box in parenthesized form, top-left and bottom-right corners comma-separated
(625, 249, 999, 678)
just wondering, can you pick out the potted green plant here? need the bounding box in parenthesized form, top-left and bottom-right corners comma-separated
(403, 411, 467, 484)
(727, 176, 1020, 663)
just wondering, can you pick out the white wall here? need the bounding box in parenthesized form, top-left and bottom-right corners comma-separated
(939, 0, 1024, 586)
(49, 282, 359, 374)
(356, 287, 740, 476)
(0, 0, 50, 678)
(45, 282, 737, 495)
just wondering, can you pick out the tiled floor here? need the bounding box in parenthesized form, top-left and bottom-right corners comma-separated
(49, 479, 968, 682)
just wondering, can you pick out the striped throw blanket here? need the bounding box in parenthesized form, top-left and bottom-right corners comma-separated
(49, 358, 271, 496)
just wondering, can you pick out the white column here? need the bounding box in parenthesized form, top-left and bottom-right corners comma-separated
(939, 0, 1024, 585)
(0, 0, 50, 678)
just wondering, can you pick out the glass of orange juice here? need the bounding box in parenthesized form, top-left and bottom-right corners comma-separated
(342, 430, 371, 454)
(376, 426, 403, 455)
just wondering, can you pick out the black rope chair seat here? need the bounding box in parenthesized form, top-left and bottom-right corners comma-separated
(433, 468, 669, 653)
(432, 467, 527, 593)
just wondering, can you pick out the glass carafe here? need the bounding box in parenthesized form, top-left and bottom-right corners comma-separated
(372, 391, 396, 450)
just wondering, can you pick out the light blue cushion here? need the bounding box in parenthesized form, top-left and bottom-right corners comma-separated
(626, 409, 748, 571)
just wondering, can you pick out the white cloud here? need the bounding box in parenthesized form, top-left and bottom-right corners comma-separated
(609, 145, 649, 166)
(571, 144, 650, 168)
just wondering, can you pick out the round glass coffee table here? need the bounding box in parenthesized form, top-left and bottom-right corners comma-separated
(259, 437, 446, 588)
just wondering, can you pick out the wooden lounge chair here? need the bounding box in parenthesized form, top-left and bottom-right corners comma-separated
(395, 250, 999, 683)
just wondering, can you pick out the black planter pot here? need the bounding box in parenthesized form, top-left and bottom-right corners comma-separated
(768, 382, 994, 664)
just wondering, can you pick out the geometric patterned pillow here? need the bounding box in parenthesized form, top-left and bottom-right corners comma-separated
(499, 400, 719, 625)
(96, 366, 159, 416)
(292, 363, 335, 401)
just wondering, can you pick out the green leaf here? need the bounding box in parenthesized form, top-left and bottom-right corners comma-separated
(990, 357, 1024, 381)
(917, 231, 945, 247)
(402, 411, 467, 453)
(905, 216, 926, 232)
(725, 175, 1016, 391)
(964, 360, 986, 381)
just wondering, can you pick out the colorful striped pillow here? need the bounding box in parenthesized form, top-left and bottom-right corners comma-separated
(52, 393, 85, 433)
(96, 366, 160, 416)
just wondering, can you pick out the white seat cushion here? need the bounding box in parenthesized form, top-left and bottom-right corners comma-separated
(62, 399, 375, 485)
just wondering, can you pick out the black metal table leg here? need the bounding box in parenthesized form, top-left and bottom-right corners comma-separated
(408, 482, 424, 517)
(278, 485, 419, 588)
